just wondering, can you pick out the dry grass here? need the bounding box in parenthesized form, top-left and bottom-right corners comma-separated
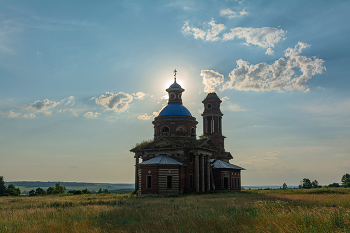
(1, 189, 350, 232)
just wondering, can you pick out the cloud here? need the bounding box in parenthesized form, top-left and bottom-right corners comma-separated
(22, 113, 36, 119)
(93, 92, 133, 112)
(183, 19, 285, 54)
(83, 111, 100, 118)
(200, 70, 224, 93)
(221, 42, 326, 92)
(5, 110, 21, 118)
(61, 96, 75, 106)
(265, 48, 274, 55)
(221, 97, 247, 112)
(220, 8, 249, 18)
(138, 113, 153, 120)
(222, 27, 286, 54)
(182, 19, 225, 42)
(26, 99, 60, 112)
(132, 92, 147, 100)
(36, 51, 43, 56)
(206, 20, 226, 42)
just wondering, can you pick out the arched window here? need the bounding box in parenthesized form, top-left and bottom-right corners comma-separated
(190, 128, 195, 137)
(161, 126, 170, 136)
(176, 125, 186, 132)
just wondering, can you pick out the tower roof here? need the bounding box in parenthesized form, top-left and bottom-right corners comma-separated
(138, 155, 186, 166)
(158, 103, 192, 117)
(202, 92, 221, 103)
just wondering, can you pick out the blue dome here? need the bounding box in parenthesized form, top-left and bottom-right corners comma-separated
(169, 82, 182, 88)
(158, 103, 192, 117)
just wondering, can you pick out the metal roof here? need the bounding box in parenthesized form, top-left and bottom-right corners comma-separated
(158, 103, 192, 117)
(211, 159, 245, 170)
(169, 82, 182, 88)
(138, 155, 186, 166)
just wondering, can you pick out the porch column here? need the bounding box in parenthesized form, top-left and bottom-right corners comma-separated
(195, 154, 199, 192)
(206, 155, 210, 192)
(135, 156, 139, 191)
(200, 155, 205, 192)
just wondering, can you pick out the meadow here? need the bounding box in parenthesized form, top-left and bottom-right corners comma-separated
(1, 188, 350, 232)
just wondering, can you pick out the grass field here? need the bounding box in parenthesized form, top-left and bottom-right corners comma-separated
(1, 188, 350, 232)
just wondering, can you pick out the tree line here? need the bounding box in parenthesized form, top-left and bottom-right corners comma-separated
(281, 173, 350, 189)
(0, 176, 21, 196)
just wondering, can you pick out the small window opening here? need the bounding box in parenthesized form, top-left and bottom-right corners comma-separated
(190, 128, 195, 137)
(147, 176, 152, 189)
(189, 156, 193, 164)
(232, 177, 235, 189)
(167, 176, 173, 189)
(207, 103, 212, 109)
(224, 177, 229, 189)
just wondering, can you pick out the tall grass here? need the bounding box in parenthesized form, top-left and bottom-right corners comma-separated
(1, 189, 350, 232)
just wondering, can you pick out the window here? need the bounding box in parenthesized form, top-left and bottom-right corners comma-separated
(235, 177, 238, 189)
(207, 103, 212, 109)
(232, 177, 235, 189)
(224, 177, 228, 189)
(161, 126, 170, 135)
(189, 156, 193, 164)
(190, 174, 193, 189)
(167, 176, 173, 189)
(190, 128, 195, 137)
(147, 176, 152, 189)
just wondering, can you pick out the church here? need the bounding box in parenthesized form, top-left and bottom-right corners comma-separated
(130, 71, 245, 195)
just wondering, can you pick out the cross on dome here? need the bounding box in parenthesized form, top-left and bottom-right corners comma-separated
(173, 69, 177, 83)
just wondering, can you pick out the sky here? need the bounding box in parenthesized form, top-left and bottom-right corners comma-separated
(0, 0, 349, 186)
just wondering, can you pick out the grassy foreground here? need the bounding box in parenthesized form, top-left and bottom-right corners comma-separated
(1, 188, 350, 232)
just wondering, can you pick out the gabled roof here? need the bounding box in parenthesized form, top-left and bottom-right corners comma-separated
(211, 159, 245, 170)
(138, 155, 186, 166)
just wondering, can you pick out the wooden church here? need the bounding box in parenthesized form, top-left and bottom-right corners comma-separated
(130, 72, 245, 195)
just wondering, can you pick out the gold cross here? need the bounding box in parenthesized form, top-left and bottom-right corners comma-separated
(173, 69, 177, 82)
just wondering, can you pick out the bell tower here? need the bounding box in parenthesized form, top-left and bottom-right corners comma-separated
(202, 93, 225, 154)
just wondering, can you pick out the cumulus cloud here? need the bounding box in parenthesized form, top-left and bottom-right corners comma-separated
(5, 110, 21, 118)
(265, 48, 274, 55)
(221, 42, 326, 92)
(138, 113, 153, 120)
(222, 27, 286, 54)
(220, 8, 249, 18)
(200, 70, 224, 93)
(22, 113, 36, 119)
(83, 111, 100, 118)
(93, 92, 133, 112)
(26, 99, 60, 112)
(182, 19, 225, 42)
(132, 92, 147, 100)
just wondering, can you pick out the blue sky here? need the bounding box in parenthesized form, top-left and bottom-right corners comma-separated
(0, 0, 349, 186)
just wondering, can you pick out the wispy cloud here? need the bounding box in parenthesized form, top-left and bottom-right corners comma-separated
(183, 19, 286, 55)
(182, 19, 226, 42)
(221, 97, 247, 112)
(222, 27, 286, 55)
(220, 8, 248, 18)
(83, 111, 100, 118)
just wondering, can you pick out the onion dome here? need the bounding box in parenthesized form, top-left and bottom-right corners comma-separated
(169, 82, 182, 89)
(158, 103, 192, 117)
